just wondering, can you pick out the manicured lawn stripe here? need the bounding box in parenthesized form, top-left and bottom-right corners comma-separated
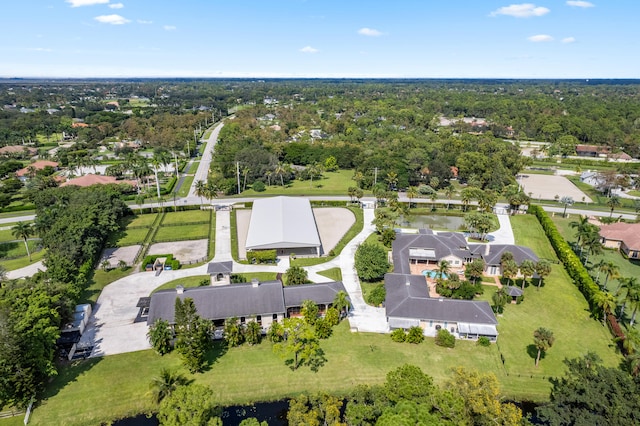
(153, 223, 209, 242)
(161, 210, 210, 226)
(124, 213, 158, 229)
(510, 215, 558, 261)
(106, 227, 150, 247)
(0, 248, 46, 271)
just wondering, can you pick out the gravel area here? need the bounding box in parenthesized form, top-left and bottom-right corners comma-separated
(519, 174, 593, 202)
(99, 245, 141, 268)
(147, 239, 209, 263)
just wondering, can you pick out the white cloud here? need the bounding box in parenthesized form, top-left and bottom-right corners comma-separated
(566, 1, 594, 7)
(490, 3, 550, 17)
(528, 34, 554, 42)
(28, 47, 53, 52)
(163, 25, 177, 31)
(562, 37, 576, 43)
(94, 14, 130, 25)
(109, 3, 124, 9)
(300, 46, 319, 53)
(358, 27, 383, 37)
(66, 0, 109, 7)
(137, 19, 152, 24)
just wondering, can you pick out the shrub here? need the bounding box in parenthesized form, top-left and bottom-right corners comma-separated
(516, 295, 525, 304)
(324, 307, 340, 327)
(315, 318, 333, 339)
(355, 242, 389, 281)
(252, 181, 265, 192)
(267, 321, 285, 343)
(247, 250, 277, 264)
(406, 326, 425, 344)
(367, 283, 386, 306)
(477, 336, 491, 347)
(391, 328, 406, 343)
(435, 329, 455, 348)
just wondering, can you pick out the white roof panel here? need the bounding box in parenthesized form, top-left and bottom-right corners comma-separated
(245, 197, 321, 251)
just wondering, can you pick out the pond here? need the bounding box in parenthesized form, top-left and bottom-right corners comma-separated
(396, 214, 466, 231)
(113, 400, 289, 426)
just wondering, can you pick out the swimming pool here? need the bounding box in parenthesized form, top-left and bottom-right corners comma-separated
(422, 270, 447, 279)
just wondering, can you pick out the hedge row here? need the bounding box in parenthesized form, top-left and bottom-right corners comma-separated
(247, 250, 277, 264)
(529, 205, 600, 312)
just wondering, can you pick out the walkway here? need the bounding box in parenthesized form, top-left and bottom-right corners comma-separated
(6, 260, 46, 279)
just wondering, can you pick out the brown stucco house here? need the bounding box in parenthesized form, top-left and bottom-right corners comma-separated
(599, 222, 640, 259)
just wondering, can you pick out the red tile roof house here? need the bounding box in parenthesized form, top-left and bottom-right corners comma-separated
(61, 174, 137, 189)
(15, 160, 59, 180)
(575, 144, 611, 158)
(599, 222, 640, 260)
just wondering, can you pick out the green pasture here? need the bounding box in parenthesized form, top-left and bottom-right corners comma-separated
(162, 210, 210, 226)
(153, 223, 209, 242)
(241, 170, 363, 197)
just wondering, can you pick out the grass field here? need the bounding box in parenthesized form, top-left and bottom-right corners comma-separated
(240, 170, 365, 197)
(510, 215, 558, 261)
(162, 210, 210, 226)
(106, 227, 150, 247)
(0, 247, 46, 270)
(123, 214, 158, 229)
(0, 239, 41, 259)
(154, 223, 209, 242)
(151, 275, 211, 294)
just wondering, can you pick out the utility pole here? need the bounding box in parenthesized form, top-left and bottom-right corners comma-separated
(373, 167, 378, 188)
(236, 162, 241, 195)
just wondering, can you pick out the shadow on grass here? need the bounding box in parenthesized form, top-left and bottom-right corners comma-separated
(203, 341, 228, 372)
(527, 344, 548, 364)
(41, 357, 102, 401)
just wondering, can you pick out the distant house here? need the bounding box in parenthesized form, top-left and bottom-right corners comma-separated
(608, 152, 633, 161)
(146, 278, 348, 333)
(576, 144, 611, 158)
(61, 174, 136, 188)
(16, 160, 59, 180)
(599, 222, 640, 260)
(0, 145, 37, 157)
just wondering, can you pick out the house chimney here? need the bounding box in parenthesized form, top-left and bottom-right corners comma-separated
(176, 285, 184, 295)
(484, 244, 490, 256)
(251, 278, 260, 288)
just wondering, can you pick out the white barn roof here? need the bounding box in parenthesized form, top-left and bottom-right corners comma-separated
(245, 196, 321, 251)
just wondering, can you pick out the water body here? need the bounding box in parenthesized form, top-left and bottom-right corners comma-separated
(113, 400, 288, 426)
(397, 214, 466, 231)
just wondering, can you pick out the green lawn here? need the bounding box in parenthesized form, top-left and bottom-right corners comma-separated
(0, 247, 46, 271)
(0, 220, 33, 230)
(151, 275, 211, 294)
(0, 239, 41, 259)
(627, 190, 640, 197)
(318, 267, 342, 282)
(27, 322, 521, 426)
(161, 210, 210, 226)
(510, 215, 558, 261)
(0, 210, 35, 220)
(239, 170, 364, 197)
(123, 213, 158, 229)
(105, 227, 150, 247)
(176, 175, 195, 198)
(153, 223, 209, 242)
(0, 228, 37, 242)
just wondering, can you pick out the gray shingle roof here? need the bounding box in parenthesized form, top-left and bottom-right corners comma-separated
(385, 273, 497, 325)
(147, 280, 285, 325)
(283, 282, 347, 308)
(392, 232, 476, 274)
(474, 244, 539, 266)
(207, 261, 233, 275)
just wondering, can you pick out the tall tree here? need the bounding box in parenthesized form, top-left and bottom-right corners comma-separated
(11, 222, 33, 261)
(535, 260, 552, 289)
(147, 319, 173, 355)
(607, 194, 622, 218)
(157, 384, 221, 426)
(354, 243, 389, 281)
(519, 259, 535, 290)
(533, 327, 555, 367)
(332, 290, 350, 316)
(274, 318, 325, 371)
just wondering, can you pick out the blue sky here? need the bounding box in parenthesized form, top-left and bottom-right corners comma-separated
(1, 1, 637, 78)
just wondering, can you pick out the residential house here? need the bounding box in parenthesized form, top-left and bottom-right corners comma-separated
(15, 160, 59, 181)
(599, 222, 640, 259)
(576, 144, 611, 158)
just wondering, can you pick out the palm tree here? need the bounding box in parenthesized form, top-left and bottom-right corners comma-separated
(607, 194, 622, 218)
(582, 233, 603, 266)
(535, 260, 552, 290)
(407, 186, 418, 208)
(12, 222, 33, 261)
(460, 188, 473, 212)
(599, 261, 620, 291)
(533, 327, 555, 367)
(594, 291, 617, 326)
(265, 170, 272, 186)
(274, 162, 286, 187)
(492, 288, 509, 314)
(149, 368, 187, 404)
(242, 166, 250, 191)
(444, 185, 455, 210)
(386, 171, 398, 191)
(616, 277, 639, 320)
(149, 156, 163, 200)
(519, 259, 536, 290)
(347, 187, 357, 202)
(501, 259, 518, 287)
(436, 260, 451, 281)
(195, 180, 207, 207)
(569, 215, 591, 247)
(560, 196, 574, 218)
(332, 290, 350, 317)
